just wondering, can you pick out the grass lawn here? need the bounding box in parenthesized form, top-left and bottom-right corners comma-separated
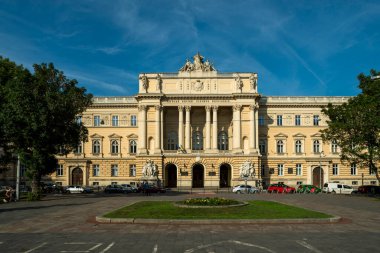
(103, 200, 332, 219)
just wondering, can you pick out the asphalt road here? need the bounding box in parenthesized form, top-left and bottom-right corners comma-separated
(0, 191, 379, 253)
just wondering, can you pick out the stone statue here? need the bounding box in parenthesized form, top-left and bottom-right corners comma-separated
(240, 161, 255, 178)
(235, 75, 243, 91)
(142, 159, 158, 178)
(250, 74, 257, 91)
(156, 74, 162, 91)
(140, 74, 149, 92)
(179, 53, 216, 72)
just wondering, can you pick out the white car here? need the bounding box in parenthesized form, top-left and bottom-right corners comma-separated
(233, 185, 259, 194)
(121, 184, 138, 193)
(65, 186, 84, 194)
(323, 183, 354, 194)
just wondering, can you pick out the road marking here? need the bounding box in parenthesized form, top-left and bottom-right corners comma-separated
(61, 242, 103, 252)
(296, 240, 323, 253)
(99, 242, 115, 253)
(184, 240, 276, 253)
(152, 244, 158, 253)
(23, 242, 48, 253)
(89, 243, 103, 251)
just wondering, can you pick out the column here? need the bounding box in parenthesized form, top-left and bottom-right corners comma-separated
(160, 107, 164, 150)
(205, 106, 211, 151)
(185, 106, 191, 151)
(155, 105, 161, 153)
(178, 106, 184, 149)
(249, 105, 255, 151)
(255, 105, 259, 150)
(212, 106, 218, 151)
(233, 104, 242, 152)
(138, 105, 147, 154)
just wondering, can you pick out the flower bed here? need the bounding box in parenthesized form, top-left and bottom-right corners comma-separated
(175, 197, 246, 208)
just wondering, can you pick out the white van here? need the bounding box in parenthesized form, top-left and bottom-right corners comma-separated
(323, 183, 354, 194)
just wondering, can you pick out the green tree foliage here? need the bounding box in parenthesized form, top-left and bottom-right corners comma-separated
(321, 70, 380, 183)
(0, 56, 93, 194)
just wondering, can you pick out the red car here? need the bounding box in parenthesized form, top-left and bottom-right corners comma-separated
(267, 183, 296, 193)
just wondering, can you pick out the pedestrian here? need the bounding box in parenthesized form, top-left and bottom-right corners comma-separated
(3, 187, 14, 203)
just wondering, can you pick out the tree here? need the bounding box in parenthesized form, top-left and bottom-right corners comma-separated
(0, 57, 93, 195)
(321, 69, 380, 183)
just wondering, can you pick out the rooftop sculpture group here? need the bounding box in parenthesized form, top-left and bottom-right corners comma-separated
(179, 53, 216, 72)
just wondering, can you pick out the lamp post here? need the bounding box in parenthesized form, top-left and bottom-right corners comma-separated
(319, 151, 325, 188)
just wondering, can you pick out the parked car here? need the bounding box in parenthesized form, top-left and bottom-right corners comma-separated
(121, 184, 138, 193)
(267, 183, 296, 193)
(83, 187, 94, 193)
(104, 185, 128, 194)
(323, 183, 354, 194)
(232, 185, 259, 194)
(65, 186, 84, 194)
(139, 184, 166, 194)
(354, 185, 380, 195)
(297, 184, 322, 194)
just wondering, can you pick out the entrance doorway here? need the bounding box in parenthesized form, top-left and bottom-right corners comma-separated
(219, 163, 231, 188)
(72, 167, 83, 186)
(165, 163, 177, 188)
(313, 166, 324, 188)
(192, 164, 204, 188)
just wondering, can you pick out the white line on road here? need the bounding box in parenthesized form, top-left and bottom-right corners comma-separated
(184, 240, 276, 253)
(152, 244, 158, 253)
(99, 242, 115, 253)
(23, 242, 48, 253)
(89, 243, 103, 251)
(296, 240, 323, 253)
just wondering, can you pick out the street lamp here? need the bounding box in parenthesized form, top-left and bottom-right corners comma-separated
(319, 151, 325, 188)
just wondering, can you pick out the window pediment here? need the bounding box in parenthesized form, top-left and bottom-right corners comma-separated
(274, 133, 288, 138)
(310, 133, 322, 138)
(109, 133, 122, 139)
(90, 133, 104, 139)
(293, 133, 306, 138)
(127, 133, 138, 139)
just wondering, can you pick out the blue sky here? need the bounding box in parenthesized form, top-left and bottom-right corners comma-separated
(1, 0, 379, 97)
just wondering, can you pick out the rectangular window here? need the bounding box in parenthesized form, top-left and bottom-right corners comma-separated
(129, 164, 136, 177)
(352, 181, 358, 185)
(111, 164, 118, 177)
(369, 167, 376, 175)
(295, 115, 301, 126)
(261, 164, 265, 177)
(370, 181, 377, 185)
(56, 164, 63, 176)
(278, 164, 284, 176)
(313, 115, 319, 126)
(93, 182, 99, 186)
(297, 181, 303, 185)
(332, 164, 339, 175)
(351, 163, 357, 175)
(94, 115, 100, 126)
(259, 140, 266, 154)
(112, 115, 119, 126)
(131, 115, 137, 126)
(277, 115, 283, 126)
(296, 164, 302, 176)
(93, 164, 99, 177)
(74, 143, 82, 154)
(20, 164, 27, 177)
(259, 115, 265, 126)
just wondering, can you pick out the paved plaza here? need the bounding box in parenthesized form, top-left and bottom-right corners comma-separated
(0, 192, 379, 252)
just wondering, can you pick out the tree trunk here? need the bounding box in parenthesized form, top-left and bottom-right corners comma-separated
(31, 172, 42, 195)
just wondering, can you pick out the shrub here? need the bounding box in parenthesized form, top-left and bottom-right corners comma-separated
(27, 192, 41, 201)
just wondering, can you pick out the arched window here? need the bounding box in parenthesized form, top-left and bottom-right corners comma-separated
(129, 140, 137, 154)
(313, 140, 320, 153)
(111, 140, 119, 154)
(277, 140, 284, 154)
(331, 140, 338, 153)
(192, 131, 203, 150)
(92, 140, 100, 154)
(167, 131, 178, 150)
(295, 140, 302, 153)
(218, 131, 228, 150)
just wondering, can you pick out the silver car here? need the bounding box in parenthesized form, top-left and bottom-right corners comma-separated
(232, 185, 259, 194)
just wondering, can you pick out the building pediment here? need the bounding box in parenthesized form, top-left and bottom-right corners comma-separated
(293, 133, 306, 138)
(127, 133, 138, 139)
(274, 133, 288, 138)
(310, 133, 322, 138)
(90, 133, 104, 139)
(108, 133, 122, 139)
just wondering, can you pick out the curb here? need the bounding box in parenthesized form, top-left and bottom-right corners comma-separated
(95, 216, 342, 224)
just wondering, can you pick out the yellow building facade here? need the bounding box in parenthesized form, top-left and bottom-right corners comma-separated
(49, 53, 377, 189)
